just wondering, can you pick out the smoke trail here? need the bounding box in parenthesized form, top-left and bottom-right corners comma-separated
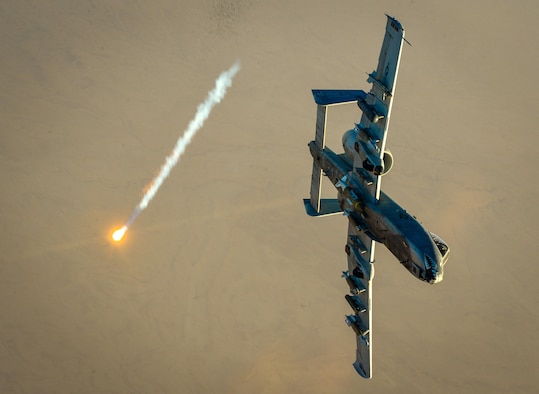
(115, 61, 240, 239)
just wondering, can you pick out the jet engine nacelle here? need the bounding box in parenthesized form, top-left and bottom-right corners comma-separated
(378, 148, 393, 176)
(342, 129, 394, 176)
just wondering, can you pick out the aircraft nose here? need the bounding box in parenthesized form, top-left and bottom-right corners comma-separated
(430, 266, 444, 284)
(430, 273, 443, 284)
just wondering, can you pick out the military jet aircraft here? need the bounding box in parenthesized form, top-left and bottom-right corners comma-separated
(304, 15, 450, 379)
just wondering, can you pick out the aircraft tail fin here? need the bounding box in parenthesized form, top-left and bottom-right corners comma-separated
(304, 161, 342, 216)
(304, 91, 359, 217)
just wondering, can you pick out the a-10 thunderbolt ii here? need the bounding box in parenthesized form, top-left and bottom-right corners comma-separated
(304, 15, 450, 379)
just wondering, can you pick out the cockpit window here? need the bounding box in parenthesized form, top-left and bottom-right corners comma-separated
(435, 242, 449, 257)
(430, 232, 450, 258)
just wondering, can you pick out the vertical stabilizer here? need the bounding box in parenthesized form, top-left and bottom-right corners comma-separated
(309, 104, 328, 212)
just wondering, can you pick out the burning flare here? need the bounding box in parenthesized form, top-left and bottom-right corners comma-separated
(112, 226, 127, 242)
(110, 61, 240, 242)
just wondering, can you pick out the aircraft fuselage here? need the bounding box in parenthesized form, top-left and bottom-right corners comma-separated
(308, 139, 449, 284)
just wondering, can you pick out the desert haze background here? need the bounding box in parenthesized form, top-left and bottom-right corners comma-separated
(1, 1, 538, 393)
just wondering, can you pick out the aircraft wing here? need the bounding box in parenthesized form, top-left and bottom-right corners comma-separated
(343, 217, 376, 378)
(357, 15, 406, 200)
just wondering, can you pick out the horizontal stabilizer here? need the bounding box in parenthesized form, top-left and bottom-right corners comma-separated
(303, 198, 342, 217)
(312, 90, 366, 106)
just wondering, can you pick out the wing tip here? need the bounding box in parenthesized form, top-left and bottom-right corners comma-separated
(384, 14, 404, 32)
(353, 361, 372, 379)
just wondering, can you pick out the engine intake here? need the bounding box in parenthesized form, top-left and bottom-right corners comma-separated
(342, 129, 394, 176)
(362, 149, 393, 176)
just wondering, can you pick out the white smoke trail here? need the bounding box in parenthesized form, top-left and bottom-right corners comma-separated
(117, 61, 240, 237)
